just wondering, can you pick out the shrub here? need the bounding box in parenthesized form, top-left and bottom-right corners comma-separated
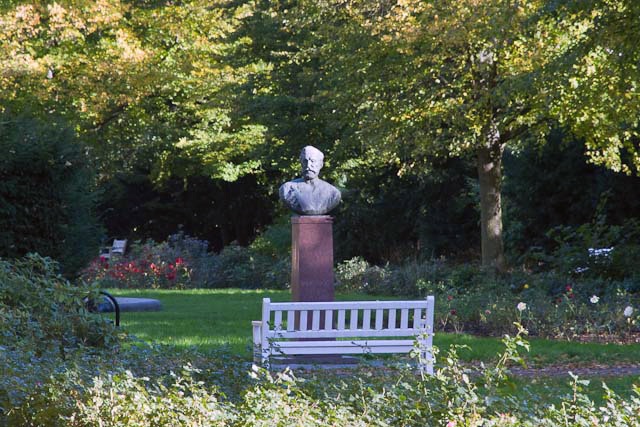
(80, 232, 290, 290)
(0, 254, 119, 421)
(5, 320, 640, 426)
(336, 257, 640, 340)
(206, 243, 289, 289)
(70, 369, 232, 427)
(80, 232, 215, 289)
(0, 113, 102, 276)
(335, 256, 391, 293)
(524, 204, 640, 280)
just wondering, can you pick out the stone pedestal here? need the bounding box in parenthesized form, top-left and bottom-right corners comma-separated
(291, 215, 335, 302)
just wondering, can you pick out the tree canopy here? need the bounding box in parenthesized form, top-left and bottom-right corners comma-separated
(1, 0, 639, 269)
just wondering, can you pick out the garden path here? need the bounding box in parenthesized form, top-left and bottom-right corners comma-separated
(508, 363, 640, 378)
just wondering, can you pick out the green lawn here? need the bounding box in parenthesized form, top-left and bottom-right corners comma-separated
(107, 288, 640, 368)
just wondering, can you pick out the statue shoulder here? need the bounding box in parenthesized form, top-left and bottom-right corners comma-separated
(319, 179, 341, 195)
(279, 178, 303, 192)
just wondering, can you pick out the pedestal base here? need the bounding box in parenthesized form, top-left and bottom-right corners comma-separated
(290, 215, 334, 302)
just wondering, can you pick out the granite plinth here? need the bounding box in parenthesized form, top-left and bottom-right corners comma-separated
(290, 215, 334, 303)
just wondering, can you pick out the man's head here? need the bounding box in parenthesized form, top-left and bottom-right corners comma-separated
(300, 146, 324, 181)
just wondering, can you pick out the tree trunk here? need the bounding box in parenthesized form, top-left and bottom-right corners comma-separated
(476, 139, 506, 272)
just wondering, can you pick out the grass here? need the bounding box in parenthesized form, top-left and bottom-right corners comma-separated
(107, 288, 640, 368)
(104, 288, 640, 403)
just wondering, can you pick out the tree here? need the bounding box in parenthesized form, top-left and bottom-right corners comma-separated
(0, 1, 267, 177)
(0, 112, 102, 274)
(543, 0, 640, 175)
(0, 1, 279, 245)
(285, 0, 560, 270)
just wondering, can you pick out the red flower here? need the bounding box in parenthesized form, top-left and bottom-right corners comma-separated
(175, 257, 184, 266)
(447, 295, 453, 301)
(565, 284, 572, 292)
(450, 309, 457, 316)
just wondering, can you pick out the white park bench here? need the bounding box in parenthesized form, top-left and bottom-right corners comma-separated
(252, 297, 435, 374)
(99, 239, 127, 260)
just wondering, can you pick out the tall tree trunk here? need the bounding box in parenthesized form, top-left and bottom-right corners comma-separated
(476, 137, 506, 272)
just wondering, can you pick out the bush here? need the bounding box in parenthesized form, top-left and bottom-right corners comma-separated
(80, 232, 290, 290)
(0, 113, 102, 276)
(8, 324, 640, 426)
(198, 243, 289, 289)
(335, 256, 391, 293)
(518, 192, 640, 281)
(335, 256, 640, 340)
(0, 254, 119, 420)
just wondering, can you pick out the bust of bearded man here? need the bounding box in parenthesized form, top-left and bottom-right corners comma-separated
(279, 146, 341, 215)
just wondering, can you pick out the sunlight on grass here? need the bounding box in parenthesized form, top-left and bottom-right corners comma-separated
(108, 289, 640, 366)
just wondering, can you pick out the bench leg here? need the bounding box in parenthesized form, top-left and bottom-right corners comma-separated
(419, 350, 434, 376)
(418, 334, 434, 375)
(252, 321, 265, 364)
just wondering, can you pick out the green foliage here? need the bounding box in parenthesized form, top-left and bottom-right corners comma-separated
(0, 254, 118, 349)
(335, 157, 479, 263)
(335, 256, 640, 340)
(7, 324, 640, 426)
(4, 271, 640, 425)
(0, 254, 119, 420)
(503, 131, 640, 260)
(249, 216, 291, 258)
(525, 204, 640, 280)
(335, 256, 392, 294)
(72, 368, 231, 427)
(208, 243, 290, 290)
(82, 232, 289, 290)
(545, 0, 640, 174)
(0, 113, 102, 275)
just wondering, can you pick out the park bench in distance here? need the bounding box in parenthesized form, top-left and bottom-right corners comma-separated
(252, 297, 435, 374)
(100, 239, 127, 260)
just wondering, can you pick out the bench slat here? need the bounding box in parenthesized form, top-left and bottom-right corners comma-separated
(312, 310, 320, 331)
(337, 310, 345, 330)
(299, 311, 308, 331)
(269, 301, 428, 311)
(287, 311, 294, 331)
(324, 309, 333, 329)
(363, 309, 371, 330)
(375, 309, 383, 330)
(400, 309, 409, 329)
(388, 309, 396, 329)
(274, 311, 283, 330)
(266, 328, 424, 339)
(350, 309, 358, 330)
(271, 340, 416, 355)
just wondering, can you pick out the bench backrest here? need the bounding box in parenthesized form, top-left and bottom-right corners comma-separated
(111, 239, 127, 255)
(261, 297, 434, 342)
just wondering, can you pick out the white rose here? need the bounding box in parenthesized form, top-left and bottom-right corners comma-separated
(517, 302, 527, 312)
(590, 295, 599, 304)
(624, 306, 634, 317)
